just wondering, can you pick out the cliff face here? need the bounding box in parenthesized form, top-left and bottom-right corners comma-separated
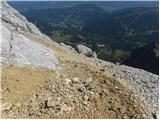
(0, 1, 159, 119)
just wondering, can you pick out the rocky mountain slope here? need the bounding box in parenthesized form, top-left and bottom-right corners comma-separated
(0, 1, 60, 70)
(0, 1, 159, 119)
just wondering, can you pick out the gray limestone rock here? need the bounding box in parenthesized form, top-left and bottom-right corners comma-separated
(0, 1, 60, 70)
(76, 44, 97, 58)
(60, 43, 75, 52)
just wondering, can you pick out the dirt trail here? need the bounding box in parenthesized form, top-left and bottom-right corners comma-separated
(1, 35, 153, 118)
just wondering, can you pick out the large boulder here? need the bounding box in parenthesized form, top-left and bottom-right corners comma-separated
(60, 43, 75, 52)
(76, 44, 97, 58)
(0, 1, 60, 70)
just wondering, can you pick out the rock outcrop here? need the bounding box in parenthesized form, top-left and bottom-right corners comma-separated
(1, 1, 41, 35)
(0, 1, 60, 70)
(76, 44, 97, 58)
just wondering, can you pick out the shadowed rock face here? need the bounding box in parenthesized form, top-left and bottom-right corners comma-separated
(0, 1, 60, 70)
(123, 43, 159, 75)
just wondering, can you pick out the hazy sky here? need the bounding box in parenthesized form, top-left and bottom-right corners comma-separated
(6, 0, 159, 1)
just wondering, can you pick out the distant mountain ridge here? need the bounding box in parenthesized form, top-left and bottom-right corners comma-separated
(8, 1, 159, 12)
(113, 7, 158, 35)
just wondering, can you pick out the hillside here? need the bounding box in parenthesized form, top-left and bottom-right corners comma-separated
(0, 1, 159, 119)
(20, 4, 125, 62)
(113, 7, 158, 49)
(14, 3, 159, 68)
(123, 42, 159, 75)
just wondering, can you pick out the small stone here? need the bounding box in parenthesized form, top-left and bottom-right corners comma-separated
(82, 101, 88, 106)
(83, 95, 89, 101)
(55, 71, 61, 79)
(85, 82, 94, 91)
(6, 87, 11, 93)
(119, 90, 123, 94)
(64, 78, 72, 85)
(123, 114, 129, 119)
(45, 80, 53, 90)
(60, 104, 72, 113)
(30, 95, 36, 102)
(86, 77, 93, 83)
(2, 101, 12, 111)
(14, 102, 21, 107)
(102, 89, 108, 96)
(72, 77, 80, 84)
(47, 100, 56, 108)
(77, 85, 85, 92)
(120, 107, 126, 114)
(47, 96, 53, 101)
(142, 113, 147, 118)
(0, 89, 4, 92)
(115, 86, 119, 90)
